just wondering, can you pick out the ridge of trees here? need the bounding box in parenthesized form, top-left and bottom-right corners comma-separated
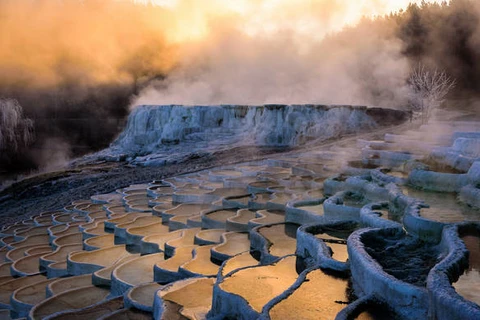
(374, 0, 479, 95)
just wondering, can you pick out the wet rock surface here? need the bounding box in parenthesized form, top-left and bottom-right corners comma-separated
(363, 233, 440, 287)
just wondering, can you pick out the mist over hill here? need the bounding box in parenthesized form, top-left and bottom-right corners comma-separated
(1, 0, 479, 176)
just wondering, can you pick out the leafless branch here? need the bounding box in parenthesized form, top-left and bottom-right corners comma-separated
(407, 64, 456, 122)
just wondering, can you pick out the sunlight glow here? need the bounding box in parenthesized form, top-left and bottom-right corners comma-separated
(130, 0, 444, 43)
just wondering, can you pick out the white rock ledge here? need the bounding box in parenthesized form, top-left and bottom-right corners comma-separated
(426, 223, 480, 320)
(348, 228, 429, 319)
(92, 104, 407, 165)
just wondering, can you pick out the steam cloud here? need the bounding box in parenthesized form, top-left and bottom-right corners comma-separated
(132, 0, 480, 107)
(133, 22, 410, 107)
(0, 0, 175, 90)
(0, 0, 444, 108)
(133, 0, 417, 107)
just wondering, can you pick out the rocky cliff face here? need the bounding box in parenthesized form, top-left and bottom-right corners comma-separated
(113, 105, 405, 150)
(99, 104, 406, 165)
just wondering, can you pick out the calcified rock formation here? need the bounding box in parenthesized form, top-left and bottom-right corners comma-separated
(1, 106, 480, 320)
(93, 104, 406, 165)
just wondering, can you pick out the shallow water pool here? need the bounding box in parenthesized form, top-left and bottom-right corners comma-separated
(402, 187, 480, 223)
(453, 233, 480, 306)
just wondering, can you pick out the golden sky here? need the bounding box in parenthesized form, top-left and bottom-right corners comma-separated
(0, 0, 443, 90)
(132, 0, 444, 42)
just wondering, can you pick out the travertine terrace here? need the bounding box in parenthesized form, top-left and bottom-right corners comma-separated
(0, 105, 479, 320)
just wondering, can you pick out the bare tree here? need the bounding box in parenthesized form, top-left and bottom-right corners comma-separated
(407, 65, 456, 123)
(0, 98, 35, 151)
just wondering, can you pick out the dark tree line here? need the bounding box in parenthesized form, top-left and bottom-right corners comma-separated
(385, 0, 480, 96)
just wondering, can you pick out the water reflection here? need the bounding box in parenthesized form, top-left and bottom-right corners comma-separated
(453, 233, 480, 306)
(402, 186, 480, 222)
(269, 268, 350, 319)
